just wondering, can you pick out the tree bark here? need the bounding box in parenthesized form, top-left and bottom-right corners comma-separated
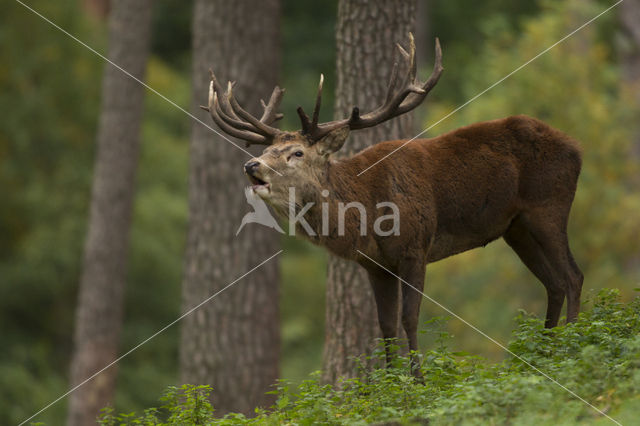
(67, 1, 152, 425)
(416, 0, 431, 69)
(179, 0, 281, 416)
(323, 0, 417, 385)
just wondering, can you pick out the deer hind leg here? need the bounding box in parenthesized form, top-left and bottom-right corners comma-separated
(504, 212, 583, 327)
(398, 260, 426, 378)
(367, 267, 400, 366)
(563, 245, 583, 322)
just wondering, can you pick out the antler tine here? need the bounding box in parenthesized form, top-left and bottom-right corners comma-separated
(384, 61, 400, 104)
(394, 39, 415, 92)
(302, 33, 443, 142)
(205, 89, 270, 145)
(407, 33, 418, 85)
(226, 81, 280, 137)
(311, 74, 324, 129)
(297, 106, 312, 135)
(396, 42, 410, 63)
(212, 89, 258, 131)
(387, 33, 424, 109)
(208, 73, 271, 134)
(425, 37, 444, 91)
(203, 69, 284, 144)
(395, 37, 444, 115)
(204, 68, 287, 145)
(297, 74, 326, 139)
(209, 69, 241, 121)
(259, 86, 286, 125)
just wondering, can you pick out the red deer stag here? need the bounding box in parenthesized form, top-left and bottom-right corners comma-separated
(202, 34, 583, 376)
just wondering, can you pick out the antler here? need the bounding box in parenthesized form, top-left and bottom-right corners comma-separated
(200, 70, 284, 146)
(297, 33, 443, 142)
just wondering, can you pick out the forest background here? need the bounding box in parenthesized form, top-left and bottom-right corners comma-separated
(1, 0, 639, 424)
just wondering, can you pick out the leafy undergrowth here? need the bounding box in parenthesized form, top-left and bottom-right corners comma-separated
(98, 289, 640, 425)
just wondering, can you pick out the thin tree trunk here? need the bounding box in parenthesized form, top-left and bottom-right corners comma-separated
(179, 0, 281, 416)
(67, 1, 152, 425)
(323, 0, 417, 385)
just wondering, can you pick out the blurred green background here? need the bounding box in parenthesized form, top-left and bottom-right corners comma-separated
(1, 0, 639, 424)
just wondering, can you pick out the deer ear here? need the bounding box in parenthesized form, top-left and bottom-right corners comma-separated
(315, 126, 350, 156)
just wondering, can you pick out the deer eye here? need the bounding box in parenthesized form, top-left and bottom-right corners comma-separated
(294, 151, 304, 157)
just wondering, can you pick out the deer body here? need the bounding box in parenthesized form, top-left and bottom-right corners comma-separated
(307, 115, 582, 266)
(203, 35, 584, 377)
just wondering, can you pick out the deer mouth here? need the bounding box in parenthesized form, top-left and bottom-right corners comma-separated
(247, 174, 271, 194)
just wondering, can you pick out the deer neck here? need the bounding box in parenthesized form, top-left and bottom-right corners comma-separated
(290, 159, 366, 256)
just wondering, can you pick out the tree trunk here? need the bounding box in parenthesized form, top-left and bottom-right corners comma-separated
(179, 0, 281, 416)
(67, 1, 152, 425)
(414, 0, 431, 135)
(323, 0, 417, 385)
(416, 0, 431, 68)
(620, 0, 640, 153)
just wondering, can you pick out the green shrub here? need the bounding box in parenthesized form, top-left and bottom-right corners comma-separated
(96, 289, 640, 425)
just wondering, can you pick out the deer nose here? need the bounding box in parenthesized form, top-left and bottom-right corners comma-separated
(244, 161, 260, 174)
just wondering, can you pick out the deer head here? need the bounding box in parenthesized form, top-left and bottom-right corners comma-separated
(202, 34, 443, 212)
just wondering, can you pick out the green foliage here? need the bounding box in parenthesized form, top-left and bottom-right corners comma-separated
(98, 290, 640, 425)
(99, 385, 214, 426)
(430, 0, 540, 102)
(0, 2, 189, 423)
(0, 1, 102, 423)
(151, 0, 193, 70)
(279, 237, 328, 382)
(110, 57, 190, 416)
(281, 0, 338, 129)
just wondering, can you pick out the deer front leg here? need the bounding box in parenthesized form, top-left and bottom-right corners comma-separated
(398, 259, 426, 379)
(367, 267, 400, 367)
